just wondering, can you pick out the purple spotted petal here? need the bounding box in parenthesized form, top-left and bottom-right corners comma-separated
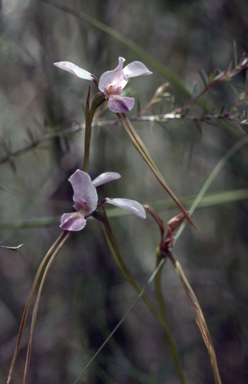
(60, 212, 87, 231)
(99, 57, 127, 94)
(54, 61, 95, 81)
(123, 61, 152, 79)
(69, 170, 98, 213)
(105, 198, 146, 219)
(92, 172, 121, 187)
(108, 96, 135, 113)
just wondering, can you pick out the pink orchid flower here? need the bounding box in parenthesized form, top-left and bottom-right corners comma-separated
(60, 169, 146, 231)
(54, 57, 152, 113)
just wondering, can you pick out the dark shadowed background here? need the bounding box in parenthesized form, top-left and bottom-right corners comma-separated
(0, 0, 248, 383)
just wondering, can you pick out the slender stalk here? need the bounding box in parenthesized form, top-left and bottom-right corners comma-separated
(83, 91, 105, 172)
(23, 231, 70, 384)
(117, 113, 195, 229)
(73, 258, 166, 384)
(100, 208, 155, 295)
(166, 250, 222, 384)
(7, 231, 69, 384)
(82, 87, 92, 172)
(100, 209, 186, 383)
(7, 231, 70, 384)
(154, 251, 186, 384)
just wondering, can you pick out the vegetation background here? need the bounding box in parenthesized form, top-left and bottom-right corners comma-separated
(0, 0, 248, 383)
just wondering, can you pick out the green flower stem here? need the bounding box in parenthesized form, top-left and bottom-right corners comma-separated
(82, 87, 92, 172)
(100, 208, 155, 294)
(100, 209, 186, 383)
(155, 249, 186, 384)
(7, 230, 70, 384)
(73, 258, 167, 384)
(117, 112, 195, 229)
(83, 91, 105, 172)
(23, 230, 70, 384)
(164, 249, 222, 384)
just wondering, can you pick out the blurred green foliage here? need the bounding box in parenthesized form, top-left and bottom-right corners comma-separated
(0, 1, 248, 383)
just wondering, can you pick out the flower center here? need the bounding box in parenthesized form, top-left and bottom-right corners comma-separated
(79, 201, 91, 216)
(105, 84, 123, 97)
(106, 85, 117, 96)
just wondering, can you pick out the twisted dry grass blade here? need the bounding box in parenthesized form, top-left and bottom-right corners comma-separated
(7, 231, 69, 384)
(117, 113, 196, 228)
(167, 252, 222, 384)
(22, 231, 70, 384)
(154, 252, 186, 384)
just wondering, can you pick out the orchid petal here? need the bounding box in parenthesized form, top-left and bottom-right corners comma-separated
(54, 61, 95, 81)
(98, 57, 127, 94)
(105, 198, 146, 219)
(69, 170, 98, 213)
(60, 212, 87, 231)
(108, 96, 135, 113)
(123, 61, 152, 79)
(92, 172, 121, 187)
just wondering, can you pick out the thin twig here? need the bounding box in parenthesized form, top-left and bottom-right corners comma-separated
(166, 251, 222, 384)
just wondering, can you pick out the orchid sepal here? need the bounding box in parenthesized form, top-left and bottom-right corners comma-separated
(104, 197, 146, 219)
(123, 61, 153, 79)
(54, 61, 97, 83)
(92, 172, 121, 187)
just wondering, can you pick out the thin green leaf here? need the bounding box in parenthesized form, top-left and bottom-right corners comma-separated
(175, 135, 248, 242)
(0, 189, 248, 230)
